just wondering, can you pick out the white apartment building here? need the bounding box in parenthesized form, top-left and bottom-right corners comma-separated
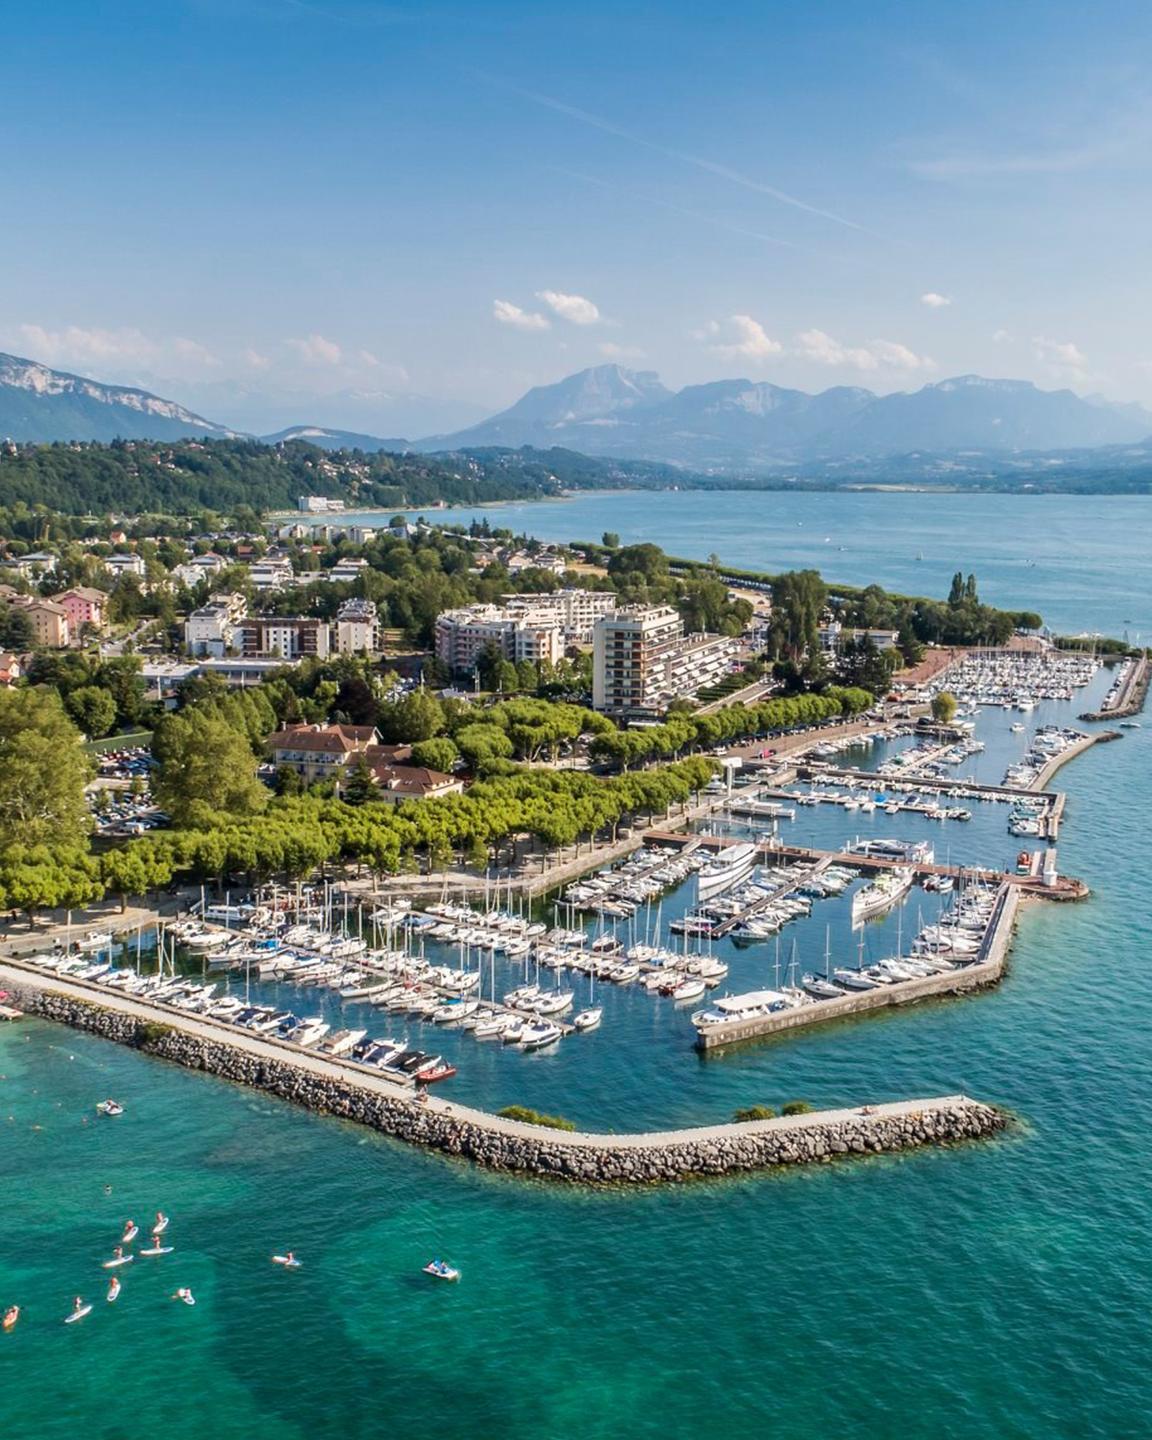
(173, 553, 226, 588)
(298, 495, 346, 513)
(248, 558, 297, 590)
(502, 589, 617, 644)
(435, 605, 564, 674)
(335, 598, 380, 655)
(184, 593, 248, 657)
(239, 616, 331, 661)
(592, 605, 738, 716)
(434, 590, 616, 675)
(329, 557, 371, 584)
(104, 552, 147, 579)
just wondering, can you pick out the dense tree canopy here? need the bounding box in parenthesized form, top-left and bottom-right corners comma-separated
(0, 688, 92, 848)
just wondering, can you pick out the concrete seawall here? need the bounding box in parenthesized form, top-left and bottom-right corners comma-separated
(696, 885, 1021, 1051)
(0, 959, 1007, 1184)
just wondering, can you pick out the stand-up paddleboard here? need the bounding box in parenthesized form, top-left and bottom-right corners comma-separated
(172, 1288, 195, 1307)
(65, 1303, 92, 1324)
(139, 1243, 173, 1257)
(151, 1214, 169, 1236)
(271, 1254, 301, 1268)
(103, 1255, 134, 1269)
(107, 1278, 121, 1303)
(121, 1223, 139, 1244)
(3, 1306, 19, 1332)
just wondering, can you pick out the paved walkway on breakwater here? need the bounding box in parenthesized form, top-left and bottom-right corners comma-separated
(694, 883, 1022, 1050)
(1081, 654, 1149, 721)
(0, 955, 1006, 1183)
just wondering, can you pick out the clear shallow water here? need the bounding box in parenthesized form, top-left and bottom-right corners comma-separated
(375, 489, 1152, 640)
(3, 669, 1151, 1436)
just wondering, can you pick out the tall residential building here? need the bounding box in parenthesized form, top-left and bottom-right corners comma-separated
(335, 597, 380, 655)
(501, 589, 617, 643)
(592, 605, 738, 716)
(237, 615, 331, 661)
(434, 605, 564, 673)
(184, 593, 248, 657)
(434, 589, 616, 674)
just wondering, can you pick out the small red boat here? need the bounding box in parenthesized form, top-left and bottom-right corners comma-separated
(414, 1061, 457, 1083)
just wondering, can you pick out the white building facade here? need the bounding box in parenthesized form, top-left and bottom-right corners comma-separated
(592, 605, 738, 716)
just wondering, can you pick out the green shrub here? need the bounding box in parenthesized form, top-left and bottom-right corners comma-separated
(781, 1100, 814, 1116)
(135, 1020, 173, 1047)
(733, 1105, 776, 1122)
(497, 1104, 576, 1132)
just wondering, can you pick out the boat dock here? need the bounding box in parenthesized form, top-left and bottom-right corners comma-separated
(694, 883, 1022, 1051)
(795, 764, 1066, 836)
(708, 856, 835, 938)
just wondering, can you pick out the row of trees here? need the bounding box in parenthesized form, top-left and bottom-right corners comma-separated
(100, 758, 718, 906)
(589, 686, 873, 769)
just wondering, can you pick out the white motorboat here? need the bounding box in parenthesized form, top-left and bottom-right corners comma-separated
(521, 1021, 563, 1050)
(852, 866, 915, 922)
(691, 989, 794, 1029)
(695, 842, 759, 901)
(293, 1018, 330, 1047)
(76, 931, 113, 953)
(572, 1007, 602, 1032)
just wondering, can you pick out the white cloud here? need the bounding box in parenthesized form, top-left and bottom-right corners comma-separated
(1032, 335, 1089, 382)
(536, 290, 601, 325)
(795, 328, 934, 373)
(286, 333, 343, 365)
(7, 323, 220, 375)
(493, 299, 551, 332)
(920, 292, 952, 308)
(243, 348, 272, 370)
(705, 314, 783, 362)
(992, 328, 1011, 344)
(598, 341, 646, 360)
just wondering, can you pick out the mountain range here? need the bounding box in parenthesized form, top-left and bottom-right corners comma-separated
(3, 351, 1152, 475)
(419, 366, 1152, 469)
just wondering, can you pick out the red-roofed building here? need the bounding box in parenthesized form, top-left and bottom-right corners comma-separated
(267, 722, 380, 783)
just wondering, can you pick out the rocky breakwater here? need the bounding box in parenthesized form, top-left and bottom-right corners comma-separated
(9, 979, 1009, 1185)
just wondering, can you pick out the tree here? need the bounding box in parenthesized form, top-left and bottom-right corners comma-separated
(153, 708, 269, 827)
(0, 843, 103, 922)
(333, 676, 378, 727)
(0, 688, 92, 848)
(607, 543, 668, 583)
(410, 737, 459, 773)
(0, 602, 33, 651)
(341, 755, 378, 806)
(474, 640, 505, 692)
(66, 685, 117, 739)
(601, 531, 620, 549)
(376, 690, 445, 743)
(931, 691, 958, 724)
(455, 723, 515, 768)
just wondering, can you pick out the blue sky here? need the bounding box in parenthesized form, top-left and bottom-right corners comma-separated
(2, 0, 1152, 434)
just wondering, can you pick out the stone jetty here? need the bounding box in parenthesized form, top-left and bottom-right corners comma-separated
(0, 959, 1007, 1185)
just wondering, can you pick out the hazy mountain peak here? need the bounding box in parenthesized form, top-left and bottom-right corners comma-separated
(0, 352, 235, 443)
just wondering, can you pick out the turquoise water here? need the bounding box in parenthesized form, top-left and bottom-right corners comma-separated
(3, 495, 1151, 1436)
(374, 489, 1152, 639)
